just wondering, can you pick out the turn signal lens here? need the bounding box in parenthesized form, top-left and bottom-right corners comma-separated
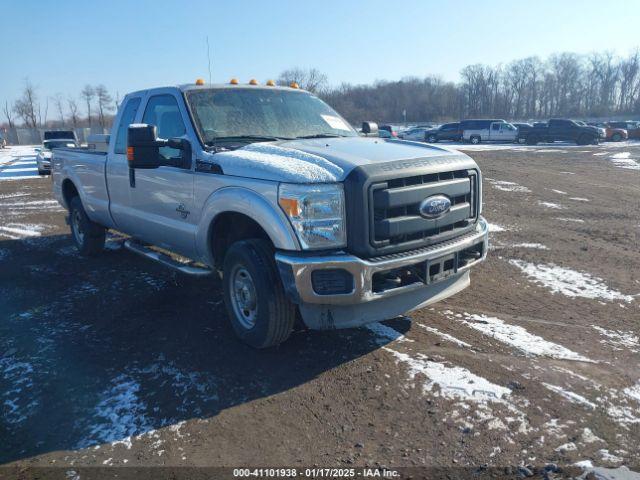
(249, 79, 258, 85)
(195, 78, 205, 85)
(278, 197, 299, 217)
(266, 79, 275, 86)
(290, 82, 299, 89)
(230, 78, 239, 85)
(126, 147, 134, 161)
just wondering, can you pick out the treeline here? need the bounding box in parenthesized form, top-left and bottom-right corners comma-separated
(3, 81, 118, 131)
(282, 50, 640, 123)
(4, 49, 640, 132)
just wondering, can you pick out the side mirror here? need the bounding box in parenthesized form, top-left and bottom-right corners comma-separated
(361, 121, 378, 135)
(127, 124, 161, 169)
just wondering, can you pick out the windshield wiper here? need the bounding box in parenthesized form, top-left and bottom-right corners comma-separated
(295, 133, 346, 139)
(206, 135, 293, 146)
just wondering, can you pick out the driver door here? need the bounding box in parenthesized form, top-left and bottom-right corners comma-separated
(127, 92, 197, 258)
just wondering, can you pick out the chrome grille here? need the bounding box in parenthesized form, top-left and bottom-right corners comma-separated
(370, 169, 478, 251)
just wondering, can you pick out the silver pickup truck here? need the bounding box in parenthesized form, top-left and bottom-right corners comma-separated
(52, 81, 488, 348)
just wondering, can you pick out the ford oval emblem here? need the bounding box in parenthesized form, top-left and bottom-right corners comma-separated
(419, 195, 451, 219)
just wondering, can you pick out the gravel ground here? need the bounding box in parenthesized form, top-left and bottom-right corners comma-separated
(0, 143, 639, 478)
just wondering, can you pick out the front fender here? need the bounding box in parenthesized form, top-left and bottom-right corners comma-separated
(195, 186, 301, 265)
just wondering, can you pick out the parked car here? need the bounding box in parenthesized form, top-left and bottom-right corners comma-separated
(581, 122, 607, 140)
(44, 130, 78, 142)
(608, 121, 640, 140)
(37, 138, 78, 175)
(463, 122, 518, 144)
(52, 80, 488, 348)
(517, 119, 601, 145)
(379, 124, 400, 138)
(0, 133, 6, 149)
(400, 127, 429, 141)
(424, 122, 462, 142)
(595, 122, 628, 142)
(512, 123, 533, 143)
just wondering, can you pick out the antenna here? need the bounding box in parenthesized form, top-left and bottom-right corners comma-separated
(206, 36, 212, 84)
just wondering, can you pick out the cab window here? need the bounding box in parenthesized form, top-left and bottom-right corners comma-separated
(142, 95, 187, 161)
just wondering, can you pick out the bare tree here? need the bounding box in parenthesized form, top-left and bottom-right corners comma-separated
(67, 98, 80, 129)
(81, 85, 95, 126)
(13, 79, 39, 128)
(3, 100, 14, 129)
(53, 93, 65, 126)
(95, 85, 113, 129)
(277, 67, 328, 94)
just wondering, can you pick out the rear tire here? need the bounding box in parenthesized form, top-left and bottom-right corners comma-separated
(69, 196, 106, 256)
(525, 135, 539, 145)
(577, 134, 592, 146)
(223, 239, 296, 348)
(612, 133, 622, 142)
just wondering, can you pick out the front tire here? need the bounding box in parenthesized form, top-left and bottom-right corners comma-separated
(470, 136, 481, 145)
(526, 135, 539, 145)
(223, 239, 296, 348)
(612, 133, 622, 142)
(69, 196, 106, 256)
(427, 134, 437, 143)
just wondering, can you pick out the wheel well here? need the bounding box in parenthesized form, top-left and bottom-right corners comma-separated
(210, 212, 272, 268)
(62, 179, 79, 208)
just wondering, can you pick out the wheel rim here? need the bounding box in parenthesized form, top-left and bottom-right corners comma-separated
(71, 210, 84, 245)
(230, 265, 258, 329)
(472, 137, 479, 144)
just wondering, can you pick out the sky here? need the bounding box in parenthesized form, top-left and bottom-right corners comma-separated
(1, 0, 638, 118)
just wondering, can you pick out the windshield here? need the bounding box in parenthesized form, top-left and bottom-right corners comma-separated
(44, 140, 76, 150)
(185, 88, 357, 145)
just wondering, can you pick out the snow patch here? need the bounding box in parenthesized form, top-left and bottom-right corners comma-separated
(570, 197, 590, 202)
(609, 152, 640, 171)
(416, 324, 472, 348)
(0, 223, 47, 239)
(455, 313, 593, 362)
(592, 326, 639, 352)
(538, 201, 566, 210)
(486, 178, 531, 193)
(386, 349, 511, 401)
(509, 260, 634, 302)
(511, 243, 548, 250)
(487, 222, 506, 232)
(542, 382, 596, 409)
(214, 144, 344, 182)
(365, 322, 411, 344)
(555, 217, 585, 223)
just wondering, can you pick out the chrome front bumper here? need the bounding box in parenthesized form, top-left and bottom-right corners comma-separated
(276, 217, 489, 305)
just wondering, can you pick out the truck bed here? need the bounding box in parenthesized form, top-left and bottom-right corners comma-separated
(52, 147, 112, 227)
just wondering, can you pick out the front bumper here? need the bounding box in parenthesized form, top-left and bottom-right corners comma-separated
(276, 217, 489, 306)
(37, 157, 51, 170)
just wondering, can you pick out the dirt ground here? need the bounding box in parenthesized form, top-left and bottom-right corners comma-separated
(0, 143, 639, 479)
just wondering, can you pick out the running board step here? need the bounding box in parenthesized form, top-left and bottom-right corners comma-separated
(124, 240, 212, 277)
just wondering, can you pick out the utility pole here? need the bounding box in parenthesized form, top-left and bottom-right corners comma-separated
(206, 36, 212, 84)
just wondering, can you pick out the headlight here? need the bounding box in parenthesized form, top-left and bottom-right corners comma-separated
(278, 183, 346, 250)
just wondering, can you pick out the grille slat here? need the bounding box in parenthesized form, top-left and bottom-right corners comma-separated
(370, 169, 478, 251)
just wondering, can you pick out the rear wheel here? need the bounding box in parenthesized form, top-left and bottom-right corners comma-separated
(526, 135, 539, 145)
(612, 133, 622, 142)
(223, 239, 296, 348)
(69, 196, 106, 256)
(470, 135, 481, 145)
(427, 134, 437, 143)
(577, 134, 592, 146)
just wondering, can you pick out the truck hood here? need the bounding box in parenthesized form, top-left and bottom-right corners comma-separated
(211, 137, 476, 183)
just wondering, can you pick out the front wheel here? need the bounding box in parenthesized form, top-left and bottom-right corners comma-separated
(470, 136, 481, 145)
(69, 196, 106, 256)
(611, 133, 622, 142)
(426, 134, 437, 143)
(223, 239, 296, 348)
